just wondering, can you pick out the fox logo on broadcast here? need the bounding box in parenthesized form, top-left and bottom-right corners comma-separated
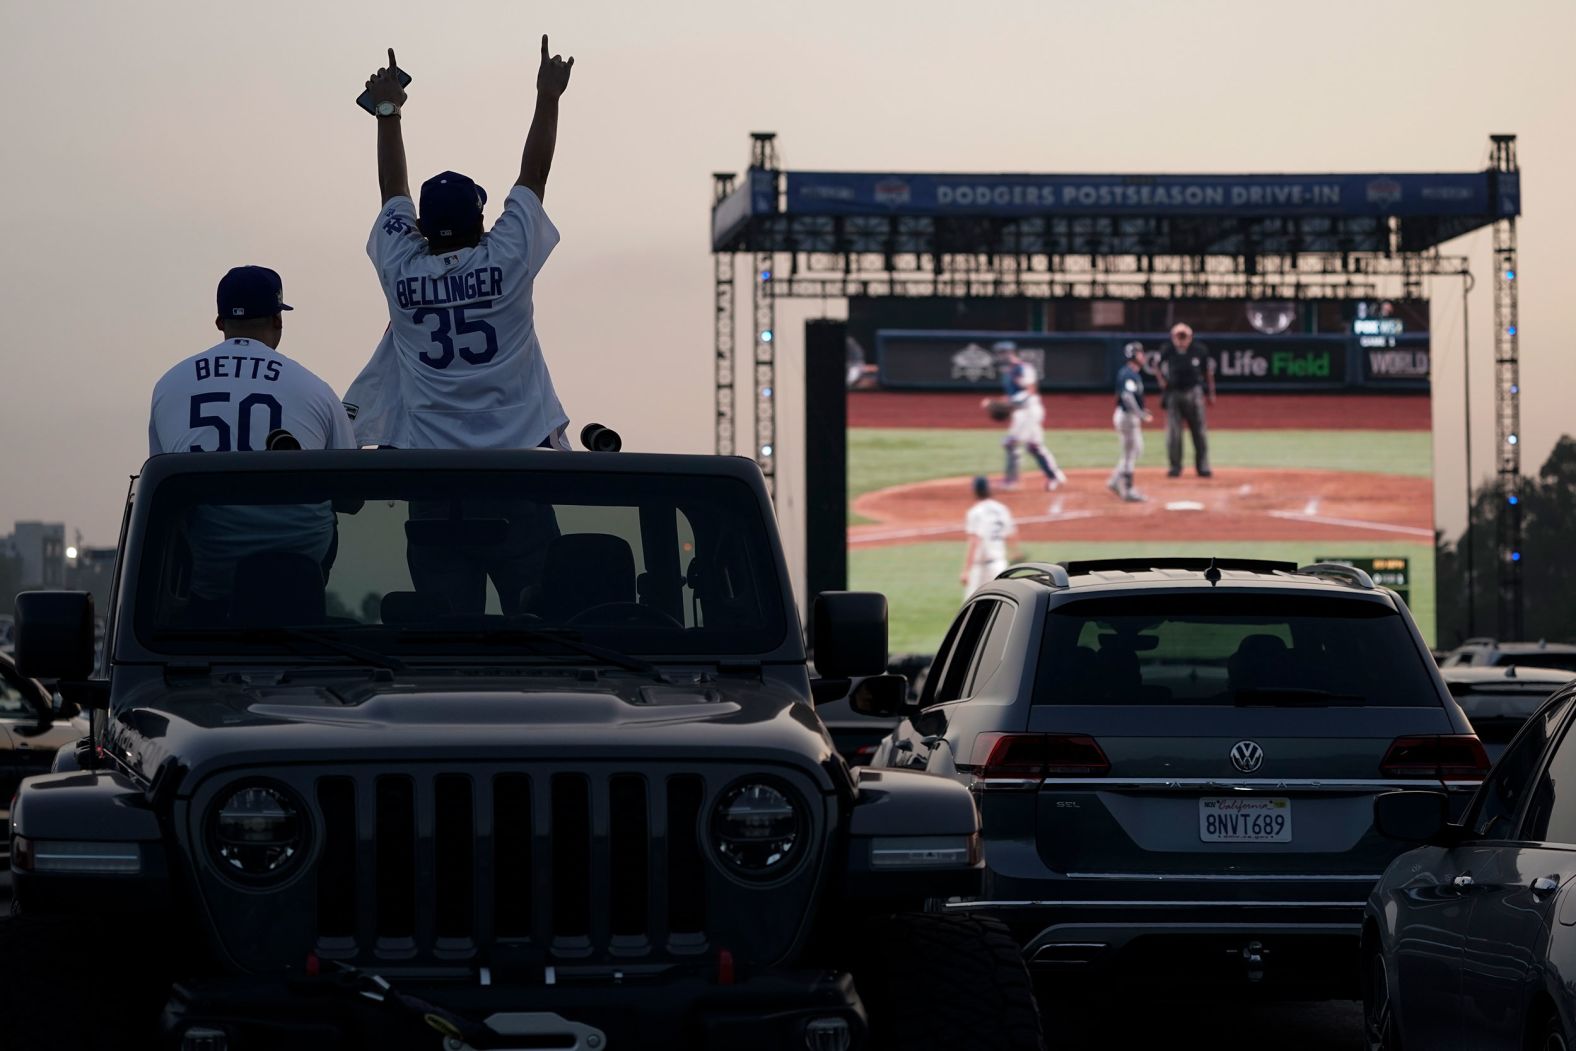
(1366, 178, 1403, 206)
(874, 178, 912, 207)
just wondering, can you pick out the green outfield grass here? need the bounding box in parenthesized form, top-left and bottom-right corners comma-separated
(849, 428, 1432, 504)
(851, 539, 1438, 654)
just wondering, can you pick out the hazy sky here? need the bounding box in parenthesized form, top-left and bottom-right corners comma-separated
(1, 0, 1571, 548)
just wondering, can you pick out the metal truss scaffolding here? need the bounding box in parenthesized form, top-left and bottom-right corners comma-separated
(1490, 135, 1522, 638)
(711, 173, 738, 457)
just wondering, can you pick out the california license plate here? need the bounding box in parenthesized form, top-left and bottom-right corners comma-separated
(1199, 797, 1292, 843)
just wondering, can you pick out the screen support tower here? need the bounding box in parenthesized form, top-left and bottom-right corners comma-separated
(1490, 134, 1522, 638)
(712, 173, 738, 458)
(750, 132, 780, 495)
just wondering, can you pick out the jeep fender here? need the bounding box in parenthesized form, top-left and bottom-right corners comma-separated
(11, 770, 171, 914)
(843, 767, 982, 899)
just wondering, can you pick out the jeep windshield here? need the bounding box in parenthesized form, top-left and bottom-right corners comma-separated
(133, 466, 787, 659)
(1033, 593, 1440, 707)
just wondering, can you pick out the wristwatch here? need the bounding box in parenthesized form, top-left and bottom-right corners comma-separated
(374, 100, 400, 118)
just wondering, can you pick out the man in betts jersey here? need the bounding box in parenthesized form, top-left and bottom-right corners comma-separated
(148, 266, 355, 611)
(986, 341, 1067, 492)
(349, 41, 573, 451)
(960, 476, 1018, 599)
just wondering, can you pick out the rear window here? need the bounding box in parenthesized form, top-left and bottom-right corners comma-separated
(1034, 593, 1441, 707)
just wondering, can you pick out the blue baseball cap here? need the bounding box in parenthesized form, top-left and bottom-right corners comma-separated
(217, 266, 292, 319)
(419, 171, 488, 239)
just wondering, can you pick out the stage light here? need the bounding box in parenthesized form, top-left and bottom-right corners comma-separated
(1509, 495, 1519, 505)
(1508, 325, 1517, 336)
(1508, 434, 1519, 445)
(65, 546, 78, 560)
(760, 270, 772, 282)
(1512, 552, 1522, 562)
(760, 329, 774, 343)
(761, 386, 773, 398)
(1511, 384, 1520, 395)
(760, 444, 774, 457)
(1506, 270, 1516, 280)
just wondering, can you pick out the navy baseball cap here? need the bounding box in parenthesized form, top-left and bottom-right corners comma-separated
(419, 171, 488, 239)
(217, 266, 292, 319)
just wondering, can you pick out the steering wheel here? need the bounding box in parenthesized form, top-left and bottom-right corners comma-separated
(567, 602, 683, 629)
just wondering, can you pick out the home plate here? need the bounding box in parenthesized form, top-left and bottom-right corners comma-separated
(1165, 501, 1207, 512)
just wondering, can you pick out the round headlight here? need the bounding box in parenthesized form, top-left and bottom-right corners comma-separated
(209, 784, 307, 881)
(710, 781, 805, 879)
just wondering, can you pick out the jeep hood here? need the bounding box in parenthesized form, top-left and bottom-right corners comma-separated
(102, 673, 836, 791)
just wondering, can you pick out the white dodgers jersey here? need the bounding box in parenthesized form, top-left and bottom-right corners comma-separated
(148, 338, 355, 454)
(362, 186, 567, 449)
(965, 498, 1016, 563)
(147, 338, 353, 599)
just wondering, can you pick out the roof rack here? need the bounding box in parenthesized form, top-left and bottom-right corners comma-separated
(1296, 562, 1376, 589)
(996, 563, 1071, 589)
(1058, 557, 1298, 577)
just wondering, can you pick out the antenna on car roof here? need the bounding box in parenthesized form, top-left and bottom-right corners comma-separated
(1204, 557, 1222, 586)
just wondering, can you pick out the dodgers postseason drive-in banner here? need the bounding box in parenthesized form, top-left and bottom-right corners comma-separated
(784, 172, 1515, 218)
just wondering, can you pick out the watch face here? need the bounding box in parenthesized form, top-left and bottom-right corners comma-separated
(375, 101, 396, 116)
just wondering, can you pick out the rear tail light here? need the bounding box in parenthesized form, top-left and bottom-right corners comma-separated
(970, 733, 1111, 780)
(1380, 734, 1491, 780)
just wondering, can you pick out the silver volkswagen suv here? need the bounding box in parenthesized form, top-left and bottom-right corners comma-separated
(871, 558, 1486, 997)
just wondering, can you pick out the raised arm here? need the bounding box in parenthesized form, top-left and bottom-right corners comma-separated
(518, 34, 574, 202)
(367, 49, 410, 204)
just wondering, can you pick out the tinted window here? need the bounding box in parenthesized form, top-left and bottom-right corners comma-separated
(1520, 705, 1576, 843)
(133, 469, 786, 658)
(1033, 594, 1439, 706)
(1467, 696, 1570, 839)
(930, 603, 995, 706)
(964, 602, 1017, 698)
(0, 665, 35, 718)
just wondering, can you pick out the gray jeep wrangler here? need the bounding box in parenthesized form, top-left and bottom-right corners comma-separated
(6, 450, 1041, 1051)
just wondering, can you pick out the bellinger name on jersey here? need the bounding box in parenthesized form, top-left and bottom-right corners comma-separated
(392, 266, 506, 310)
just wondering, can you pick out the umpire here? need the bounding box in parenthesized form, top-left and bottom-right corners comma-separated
(1157, 322, 1216, 478)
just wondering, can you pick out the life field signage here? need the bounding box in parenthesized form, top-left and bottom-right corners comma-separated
(1316, 557, 1410, 607)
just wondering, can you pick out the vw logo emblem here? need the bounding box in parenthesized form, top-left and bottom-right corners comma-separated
(1230, 741, 1265, 773)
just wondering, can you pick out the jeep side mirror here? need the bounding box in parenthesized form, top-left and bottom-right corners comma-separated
(812, 592, 888, 678)
(1373, 790, 1449, 843)
(15, 591, 96, 682)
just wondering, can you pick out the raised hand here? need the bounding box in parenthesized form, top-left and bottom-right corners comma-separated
(367, 48, 407, 109)
(537, 35, 574, 98)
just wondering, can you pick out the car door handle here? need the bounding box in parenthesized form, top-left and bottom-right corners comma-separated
(1533, 876, 1560, 896)
(1452, 875, 1475, 890)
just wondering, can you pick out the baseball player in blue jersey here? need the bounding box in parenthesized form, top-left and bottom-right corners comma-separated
(1107, 342, 1153, 502)
(148, 267, 354, 615)
(987, 341, 1067, 491)
(346, 41, 574, 451)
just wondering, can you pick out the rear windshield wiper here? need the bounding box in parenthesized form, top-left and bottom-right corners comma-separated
(155, 627, 407, 673)
(1234, 687, 1365, 706)
(394, 627, 667, 681)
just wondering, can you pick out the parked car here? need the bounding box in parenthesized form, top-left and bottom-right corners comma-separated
(1440, 637, 1576, 673)
(0, 653, 87, 806)
(3, 448, 1042, 1051)
(1442, 665, 1573, 763)
(870, 557, 1487, 998)
(1364, 682, 1576, 1049)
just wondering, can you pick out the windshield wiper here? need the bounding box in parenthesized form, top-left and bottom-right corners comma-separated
(394, 627, 667, 680)
(156, 628, 407, 673)
(1234, 687, 1365, 707)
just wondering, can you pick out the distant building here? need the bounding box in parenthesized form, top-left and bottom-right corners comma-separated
(10, 522, 65, 589)
(68, 546, 118, 613)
